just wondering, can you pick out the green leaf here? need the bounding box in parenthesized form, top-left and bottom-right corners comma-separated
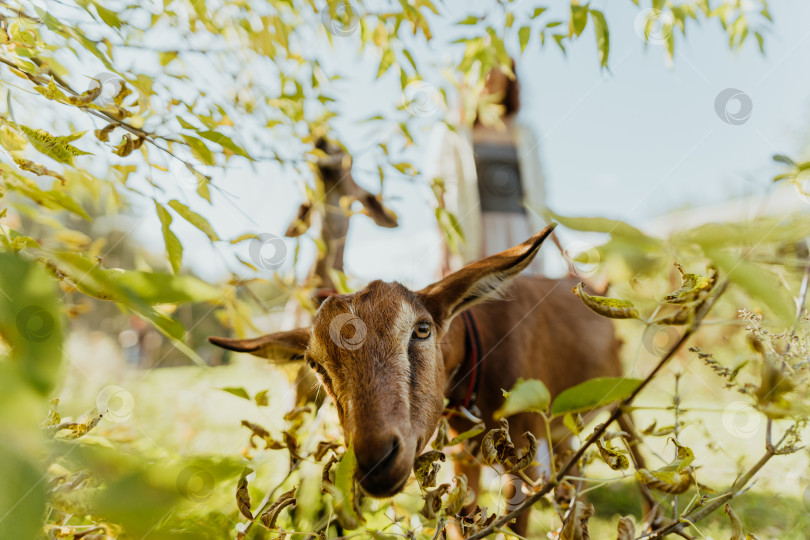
(168, 199, 220, 241)
(531, 7, 547, 19)
(547, 210, 653, 241)
(377, 48, 395, 78)
(155, 202, 183, 274)
(772, 154, 795, 166)
(0, 253, 64, 394)
(551, 377, 642, 417)
(20, 126, 91, 165)
(219, 387, 250, 400)
(674, 214, 810, 250)
(706, 248, 795, 325)
(569, 2, 589, 37)
(197, 130, 250, 158)
(181, 135, 215, 166)
(590, 9, 610, 68)
(572, 282, 640, 320)
(114, 271, 221, 304)
(518, 26, 531, 52)
(325, 447, 363, 529)
(0, 444, 47, 539)
(494, 378, 551, 419)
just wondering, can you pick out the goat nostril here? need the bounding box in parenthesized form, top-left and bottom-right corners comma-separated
(356, 433, 403, 473)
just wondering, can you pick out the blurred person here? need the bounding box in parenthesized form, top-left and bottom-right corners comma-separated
(429, 59, 548, 276)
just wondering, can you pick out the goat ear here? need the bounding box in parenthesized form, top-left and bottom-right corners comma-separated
(357, 191, 398, 228)
(417, 224, 556, 328)
(208, 327, 310, 362)
(285, 202, 313, 238)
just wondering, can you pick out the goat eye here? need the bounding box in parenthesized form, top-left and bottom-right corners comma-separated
(412, 322, 431, 340)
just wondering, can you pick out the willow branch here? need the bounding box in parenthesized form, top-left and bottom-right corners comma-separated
(0, 53, 223, 182)
(465, 281, 729, 540)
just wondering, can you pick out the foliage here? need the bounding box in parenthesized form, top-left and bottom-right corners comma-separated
(2, 0, 806, 539)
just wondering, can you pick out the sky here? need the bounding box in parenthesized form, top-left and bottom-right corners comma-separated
(128, 0, 810, 290)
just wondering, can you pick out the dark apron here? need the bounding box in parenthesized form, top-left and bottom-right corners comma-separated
(473, 142, 525, 214)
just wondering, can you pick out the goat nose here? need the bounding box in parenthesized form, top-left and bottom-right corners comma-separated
(355, 433, 402, 473)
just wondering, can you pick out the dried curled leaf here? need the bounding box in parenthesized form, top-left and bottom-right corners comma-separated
(260, 486, 296, 529)
(313, 440, 341, 461)
(616, 515, 635, 540)
(559, 501, 594, 540)
(414, 450, 445, 489)
(283, 406, 311, 428)
(432, 416, 450, 450)
(419, 483, 450, 519)
(41, 398, 61, 428)
(321, 453, 338, 491)
(664, 263, 715, 304)
(595, 439, 629, 471)
(236, 467, 254, 520)
(282, 430, 304, 461)
(635, 467, 693, 494)
(241, 420, 275, 449)
(444, 474, 470, 516)
(94, 123, 116, 142)
(510, 432, 538, 473)
(53, 407, 104, 440)
(14, 157, 66, 184)
(481, 418, 515, 467)
(635, 438, 699, 493)
(113, 134, 144, 157)
(572, 282, 640, 319)
(661, 439, 695, 472)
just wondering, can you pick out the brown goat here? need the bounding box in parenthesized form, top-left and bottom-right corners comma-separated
(210, 225, 651, 534)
